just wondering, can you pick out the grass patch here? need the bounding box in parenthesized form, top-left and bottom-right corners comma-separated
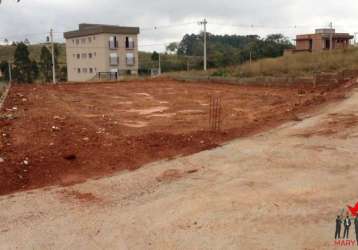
(235, 48, 358, 77)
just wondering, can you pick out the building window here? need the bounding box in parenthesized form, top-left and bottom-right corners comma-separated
(81, 38, 86, 44)
(125, 37, 135, 49)
(77, 54, 80, 59)
(72, 40, 75, 44)
(77, 68, 81, 73)
(109, 36, 118, 49)
(126, 53, 135, 65)
(88, 53, 92, 59)
(89, 68, 93, 74)
(93, 36, 96, 40)
(110, 53, 119, 65)
(76, 39, 79, 45)
(83, 68, 88, 73)
(94, 52, 97, 57)
(81, 53, 87, 59)
(88, 37, 92, 43)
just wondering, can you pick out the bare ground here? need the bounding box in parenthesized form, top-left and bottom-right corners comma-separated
(0, 81, 357, 249)
(0, 79, 349, 195)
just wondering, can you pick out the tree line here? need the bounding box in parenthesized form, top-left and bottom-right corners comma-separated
(142, 33, 293, 73)
(0, 42, 67, 83)
(163, 33, 294, 69)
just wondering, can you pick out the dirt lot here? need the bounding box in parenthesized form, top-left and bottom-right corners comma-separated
(0, 78, 350, 195)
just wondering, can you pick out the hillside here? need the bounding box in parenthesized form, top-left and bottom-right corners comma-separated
(166, 47, 358, 79)
(217, 47, 358, 77)
(0, 44, 66, 65)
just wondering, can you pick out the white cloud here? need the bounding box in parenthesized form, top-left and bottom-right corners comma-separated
(0, 0, 357, 51)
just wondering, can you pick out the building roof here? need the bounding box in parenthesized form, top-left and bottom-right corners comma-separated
(296, 33, 354, 41)
(64, 23, 140, 39)
(295, 28, 353, 41)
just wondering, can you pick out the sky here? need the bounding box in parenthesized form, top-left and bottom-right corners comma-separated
(0, 0, 357, 51)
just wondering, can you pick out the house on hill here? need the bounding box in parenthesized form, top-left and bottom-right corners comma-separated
(64, 23, 140, 82)
(291, 29, 353, 53)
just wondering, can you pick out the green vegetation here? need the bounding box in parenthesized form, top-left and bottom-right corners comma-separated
(12, 42, 39, 83)
(0, 43, 66, 65)
(224, 47, 358, 78)
(139, 33, 293, 74)
(177, 33, 293, 68)
(139, 51, 202, 74)
(166, 47, 358, 80)
(0, 81, 7, 98)
(0, 43, 66, 83)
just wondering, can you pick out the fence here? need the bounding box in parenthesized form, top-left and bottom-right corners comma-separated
(314, 69, 358, 87)
(0, 81, 10, 110)
(209, 96, 223, 131)
(174, 69, 358, 88)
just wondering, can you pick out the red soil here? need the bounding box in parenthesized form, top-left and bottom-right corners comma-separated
(0, 79, 352, 195)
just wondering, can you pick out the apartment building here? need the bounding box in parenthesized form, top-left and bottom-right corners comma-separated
(293, 29, 353, 53)
(64, 23, 140, 82)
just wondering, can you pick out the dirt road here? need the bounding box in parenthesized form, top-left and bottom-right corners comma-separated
(0, 79, 349, 195)
(0, 82, 357, 249)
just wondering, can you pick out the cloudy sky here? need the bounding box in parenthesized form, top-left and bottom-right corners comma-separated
(0, 0, 357, 51)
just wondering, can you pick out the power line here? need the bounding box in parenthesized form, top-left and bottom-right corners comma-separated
(141, 22, 197, 31)
(210, 22, 358, 30)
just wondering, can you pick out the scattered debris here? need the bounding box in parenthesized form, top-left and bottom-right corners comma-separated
(51, 126, 60, 132)
(64, 154, 77, 161)
(96, 128, 106, 134)
(0, 157, 4, 163)
(12, 107, 17, 111)
(0, 114, 17, 120)
(187, 169, 199, 174)
(292, 114, 303, 122)
(156, 169, 184, 182)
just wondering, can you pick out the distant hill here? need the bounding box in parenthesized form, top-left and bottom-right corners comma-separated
(0, 43, 66, 64)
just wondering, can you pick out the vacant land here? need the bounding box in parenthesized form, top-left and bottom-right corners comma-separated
(0, 79, 350, 195)
(1, 80, 357, 250)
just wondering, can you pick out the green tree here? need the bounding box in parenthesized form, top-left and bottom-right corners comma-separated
(59, 65, 67, 82)
(151, 51, 159, 61)
(0, 61, 9, 81)
(39, 46, 53, 82)
(12, 42, 34, 83)
(31, 60, 39, 80)
(166, 42, 179, 54)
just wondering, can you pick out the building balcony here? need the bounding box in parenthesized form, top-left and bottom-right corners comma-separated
(126, 41, 135, 50)
(109, 41, 118, 50)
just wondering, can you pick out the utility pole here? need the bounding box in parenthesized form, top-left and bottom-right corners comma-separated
(50, 29, 56, 84)
(158, 53, 162, 75)
(199, 18, 208, 71)
(8, 61, 12, 83)
(329, 22, 333, 51)
(354, 32, 358, 46)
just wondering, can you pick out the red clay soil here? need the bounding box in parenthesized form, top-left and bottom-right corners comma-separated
(0, 79, 354, 195)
